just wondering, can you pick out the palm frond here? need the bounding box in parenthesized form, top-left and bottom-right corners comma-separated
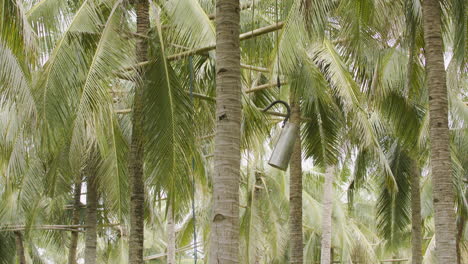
(376, 142, 411, 248)
(163, 0, 215, 50)
(143, 17, 196, 213)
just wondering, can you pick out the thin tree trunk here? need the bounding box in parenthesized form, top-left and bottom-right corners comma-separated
(167, 207, 176, 264)
(85, 172, 97, 264)
(128, 0, 149, 263)
(456, 216, 464, 264)
(422, 0, 458, 263)
(14, 231, 26, 264)
(320, 166, 335, 264)
(68, 180, 82, 264)
(410, 161, 422, 264)
(289, 93, 303, 264)
(208, 0, 241, 262)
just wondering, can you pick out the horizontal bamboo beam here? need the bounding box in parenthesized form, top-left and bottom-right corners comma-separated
(239, 22, 284, 41)
(191, 92, 216, 102)
(245, 81, 288, 93)
(0, 223, 120, 232)
(144, 243, 202, 261)
(122, 22, 284, 71)
(113, 79, 282, 96)
(198, 133, 215, 140)
(0, 225, 86, 232)
(264, 110, 287, 118)
(241, 63, 269, 73)
(321, 259, 409, 264)
(115, 108, 131, 114)
(119, 63, 268, 80)
(263, 109, 311, 122)
(167, 22, 284, 61)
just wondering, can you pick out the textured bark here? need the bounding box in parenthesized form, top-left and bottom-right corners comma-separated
(208, 0, 241, 263)
(320, 166, 335, 264)
(14, 231, 26, 264)
(128, 0, 149, 263)
(422, 0, 458, 263)
(289, 94, 303, 264)
(410, 161, 422, 264)
(456, 216, 465, 264)
(85, 172, 97, 264)
(68, 180, 82, 264)
(167, 207, 176, 264)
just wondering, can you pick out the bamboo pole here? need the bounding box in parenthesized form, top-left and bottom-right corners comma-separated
(168, 22, 284, 62)
(115, 109, 132, 114)
(0, 223, 120, 232)
(264, 110, 287, 118)
(190, 92, 216, 102)
(112, 80, 288, 103)
(144, 243, 202, 261)
(121, 22, 284, 71)
(240, 63, 269, 73)
(114, 101, 312, 120)
(111, 90, 215, 101)
(245, 81, 288, 93)
(198, 133, 215, 140)
(0, 225, 86, 232)
(324, 259, 409, 263)
(118, 63, 268, 81)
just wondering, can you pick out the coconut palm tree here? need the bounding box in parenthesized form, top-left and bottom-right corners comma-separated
(128, 0, 149, 263)
(422, 0, 458, 262)
(68, 179, 82, 264)
(319, 166, 335, 264)
(208, 0, 242, 262)
(85, 151, 99, 264)
(289, 89, 304, 264)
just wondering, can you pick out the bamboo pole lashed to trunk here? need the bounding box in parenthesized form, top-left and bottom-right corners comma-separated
(112, 80, 288, 114)
(121, 22, 284, 71)
(240, 63, 269, 73)
(167, 22, 284, 61)
(0, 223, 121, 232)
(144, 242, 202, 261)
(245, 81, 288, 93)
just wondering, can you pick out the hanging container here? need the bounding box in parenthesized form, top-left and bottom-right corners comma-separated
(262, 100, 298, 171)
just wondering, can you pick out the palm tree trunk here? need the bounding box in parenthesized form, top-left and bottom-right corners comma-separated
(289, 94, 303, 264)
(68, 180, 82, 264)
(208, 0, 241, 263)
(85, 172, 97, 264)
(320, 166, 335, 264)
(456, 216, 465, 264)
(167, 207, 176, 264)
(128, 0, 149, 263)
(422, 0, 458, 263)
(14, 231, 26, 264)
(410, 160, 422, 264)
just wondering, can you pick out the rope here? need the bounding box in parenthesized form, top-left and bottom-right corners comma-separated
(189, 56, 197, 264)
(250, 0, 255, 82)
(275, 0, 280, 89)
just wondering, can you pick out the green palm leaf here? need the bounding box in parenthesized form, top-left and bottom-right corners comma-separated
(143, 18, 196, 212)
